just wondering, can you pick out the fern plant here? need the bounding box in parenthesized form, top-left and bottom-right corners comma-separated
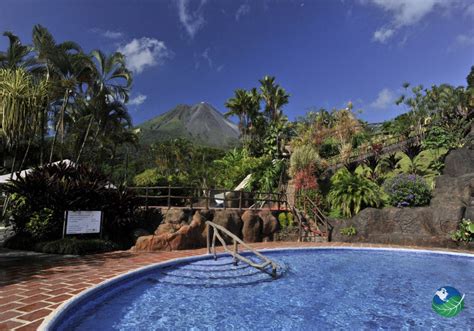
(328, 168, 382, 218)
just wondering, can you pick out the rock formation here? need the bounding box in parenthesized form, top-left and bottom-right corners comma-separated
(132, 209, 281, 251)
(331, 126, 474, 249)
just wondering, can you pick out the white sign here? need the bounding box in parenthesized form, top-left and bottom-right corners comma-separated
(66, 211, 102, 235)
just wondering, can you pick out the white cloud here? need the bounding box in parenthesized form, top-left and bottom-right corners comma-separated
(363, 0, 450, 43)
(370, 88, 395, 109)
(177, 0, 208, 38)
(235, 4, 251, 21)
(128, 94, 147, 106)
(201, 48, 213, 68)
(103, 30, 123, 39)
(373, 27, 395, 43)
(117, 37, 172, 74)
(454, 34, 474, 47)
(90, 28, 124, 39)
(466, 3, 474, 17)
(195, 47, 224, 71)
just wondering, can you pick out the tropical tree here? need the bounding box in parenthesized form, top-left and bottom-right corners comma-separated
(90, 50, 132, 102)
(224, 88, 258, 139)
(259, 75, 289, 122)
(31, 24, 94, 162)
(0, 68, 48, 172)
(0, 32, 33, 69)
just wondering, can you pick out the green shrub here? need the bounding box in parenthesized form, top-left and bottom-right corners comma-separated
(289, 144, 321, 176)
(340, 226, 357, 236)
(278, 212, 294, 229)
(383, 174, 431, 207)
(26, 208, 56, 241)
(35, 238, 118, 255)
(4, 233, 34, 250)
(422, 125, 461, 150)
(319, 137, 340, 159)
(451, 219, 474, 243)
(351, 132, 370, 149)
(328, 168, 382, 218)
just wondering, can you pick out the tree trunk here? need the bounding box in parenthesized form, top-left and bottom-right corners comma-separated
(19, 132, 35, 172)
(49, 91, 69, 163)
(9, 146, 18, 179)
(39, 106, 45, 166)
(75, 115, 94, 164)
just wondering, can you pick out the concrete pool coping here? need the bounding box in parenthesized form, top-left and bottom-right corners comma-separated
(39, 245, 474, 330)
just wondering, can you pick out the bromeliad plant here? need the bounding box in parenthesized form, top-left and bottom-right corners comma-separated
(451, 219, 474, 243)
(327, 168, 382, 218)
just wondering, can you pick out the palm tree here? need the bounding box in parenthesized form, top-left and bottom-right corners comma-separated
(259, 75, 289, 122)
(90, 50, 132, 102)
(0, 32, 32, 69)
(31, 24, 94, 163)
(76, 96, 133, 163)
(224, 89, 254, 138)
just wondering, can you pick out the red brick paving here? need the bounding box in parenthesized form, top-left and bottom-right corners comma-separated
(0, 242, 472, 330)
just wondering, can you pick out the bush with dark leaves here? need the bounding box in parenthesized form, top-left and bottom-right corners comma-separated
(3, 162, 137, 245)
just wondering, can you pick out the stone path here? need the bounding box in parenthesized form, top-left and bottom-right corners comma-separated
(0, 242, 472, 330)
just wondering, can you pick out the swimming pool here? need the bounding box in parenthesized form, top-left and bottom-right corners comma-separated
(42, 248, 474, 330)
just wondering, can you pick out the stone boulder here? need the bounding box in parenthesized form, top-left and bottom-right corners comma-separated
(155, 208, 193, 235)
(259, 210, 279, 241)
(212, 210, 242, 241)
(241, 210, 262, 242)
(443, 148, 474, 177)
(133, 210, 209, 251)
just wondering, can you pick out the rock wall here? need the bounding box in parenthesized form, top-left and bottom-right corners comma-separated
(132, 209, 280, 252)
(331, 127, 474, 249)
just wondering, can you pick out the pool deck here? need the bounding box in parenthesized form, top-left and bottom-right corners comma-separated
(0, 242, 472, 330)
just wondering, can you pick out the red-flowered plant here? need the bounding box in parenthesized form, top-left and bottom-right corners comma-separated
(294, 166, 318, 192)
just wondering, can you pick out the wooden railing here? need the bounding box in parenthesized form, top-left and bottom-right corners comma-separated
(326, 133, 423, 171)
(206, 221, 279, 278)
(128, 186, 290, 211)
(294, 194, 332, 242)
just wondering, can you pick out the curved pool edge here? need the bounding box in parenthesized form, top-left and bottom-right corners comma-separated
(39, 245, 474, 331)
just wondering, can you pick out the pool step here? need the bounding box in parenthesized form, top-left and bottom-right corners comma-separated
(151, 256, 285, 288)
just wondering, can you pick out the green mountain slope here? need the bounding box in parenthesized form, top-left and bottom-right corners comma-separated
(137, 102, 240, 148)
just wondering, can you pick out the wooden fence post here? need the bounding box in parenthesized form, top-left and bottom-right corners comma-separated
(145, 188, 149, 212)
(167, 185, 171, 208)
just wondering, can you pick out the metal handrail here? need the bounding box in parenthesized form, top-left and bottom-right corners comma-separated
(205, 221, 279, 278)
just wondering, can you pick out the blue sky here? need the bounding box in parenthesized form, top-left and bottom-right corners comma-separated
(0, 0, 473, 124)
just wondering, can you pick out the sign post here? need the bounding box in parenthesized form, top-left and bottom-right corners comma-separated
(63, 211, 103, 238)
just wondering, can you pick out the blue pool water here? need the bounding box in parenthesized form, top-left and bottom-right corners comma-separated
(51, 249, 474, 330)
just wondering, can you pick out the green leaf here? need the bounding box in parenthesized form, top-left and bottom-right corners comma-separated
(432, 295, 465, 317)
(467, 223, 474, 234)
